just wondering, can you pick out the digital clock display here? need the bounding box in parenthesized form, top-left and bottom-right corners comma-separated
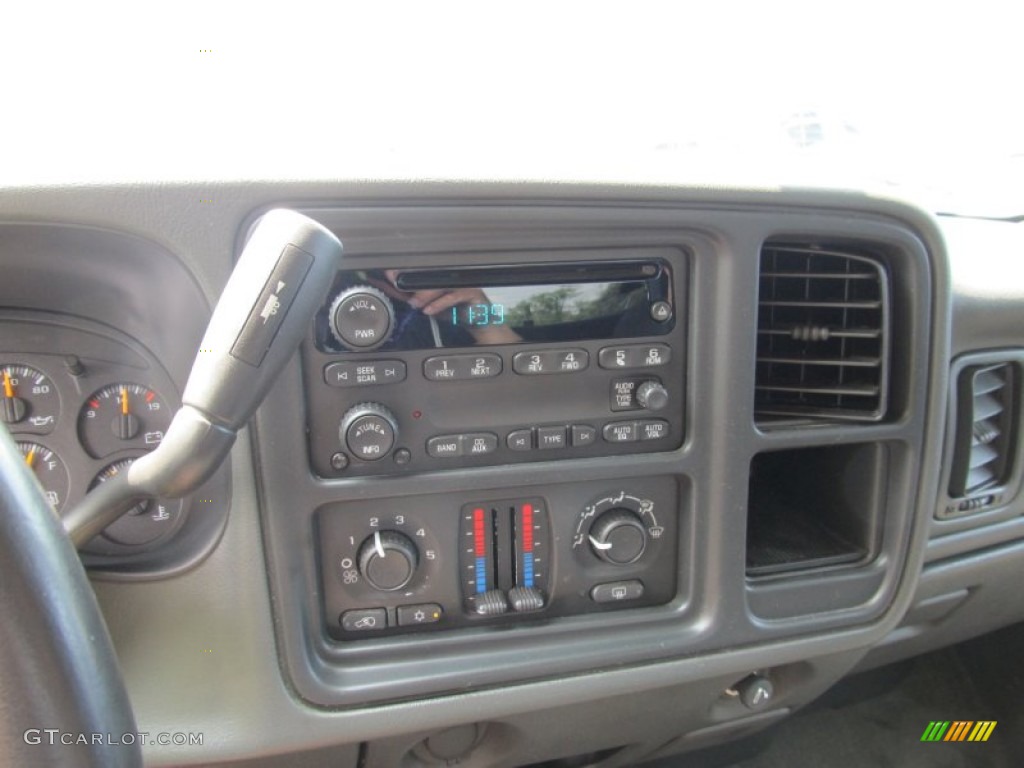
(452, 303, 506, 327)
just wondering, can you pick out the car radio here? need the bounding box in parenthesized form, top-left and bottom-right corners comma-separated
(301, 247, 687, 477)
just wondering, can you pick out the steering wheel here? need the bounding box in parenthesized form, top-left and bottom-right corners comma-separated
(0, 424, 141, 767)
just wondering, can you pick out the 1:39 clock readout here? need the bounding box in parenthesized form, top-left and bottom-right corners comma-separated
(452, 303, 505, 327)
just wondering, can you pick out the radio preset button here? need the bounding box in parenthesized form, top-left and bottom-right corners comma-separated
(603, 421, 639, 443)
(325, 360, 407, 388)
(423, 356, 461, 381)
(537, 426, 567, 450)
(638, 419, 670, 440)
(424, 354, 503, 381)
(507, 429, 534, 451)
(599, 344, 671, 370)
(466, 354, 502, 378)
(512, 349, 589, 375)
(571, 424, 597, 447)
(427, 435, 463, 458)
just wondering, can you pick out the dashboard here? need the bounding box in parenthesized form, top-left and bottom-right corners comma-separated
(1, 181, 1022, 767)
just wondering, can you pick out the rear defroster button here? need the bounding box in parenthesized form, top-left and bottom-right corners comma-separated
(591, 580, 645, 604)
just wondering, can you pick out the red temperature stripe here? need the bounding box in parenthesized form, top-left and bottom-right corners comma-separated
(522, 503, 533, 552)
(473, 508, 486, 557)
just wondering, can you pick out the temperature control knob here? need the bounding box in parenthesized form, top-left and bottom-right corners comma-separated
(588, 508, 648, 565)
(329, 285, 395, 351)
(357, 530, 418, 591)
(635, 380, 669, 411)
(340, 403, 398, 461)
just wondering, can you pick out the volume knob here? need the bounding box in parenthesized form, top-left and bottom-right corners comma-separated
(340, 403, 398, 461)
(329, 285, 395, 351)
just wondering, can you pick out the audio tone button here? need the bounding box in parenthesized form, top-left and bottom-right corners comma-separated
(638, 419, 669, 440)
(603, 422, 639, 443)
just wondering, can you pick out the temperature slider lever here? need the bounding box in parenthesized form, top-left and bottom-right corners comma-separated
(63, 210, 343, 547)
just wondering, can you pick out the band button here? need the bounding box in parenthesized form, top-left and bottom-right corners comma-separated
(427, 435, 463, 457)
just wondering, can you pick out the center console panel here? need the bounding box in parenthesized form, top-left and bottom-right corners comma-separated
(251, 197, 945, 710)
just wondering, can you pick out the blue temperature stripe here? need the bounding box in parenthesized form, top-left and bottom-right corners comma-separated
(475, 558, 487, 593)
(523, 553, 535, 588)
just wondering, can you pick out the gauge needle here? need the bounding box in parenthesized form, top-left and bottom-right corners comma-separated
(3, 371, 13, 399)
(120, 386, 129, 415)
(24, 447, 36, 469)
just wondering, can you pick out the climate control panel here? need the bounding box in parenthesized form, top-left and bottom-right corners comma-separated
(317, 477, 680, 639)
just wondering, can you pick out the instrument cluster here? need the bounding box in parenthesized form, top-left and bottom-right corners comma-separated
(1, 316, 187, 555)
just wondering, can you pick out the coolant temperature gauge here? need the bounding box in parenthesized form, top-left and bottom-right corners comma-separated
(78, 383, 171, 459)
(89, 458, 183, 546)
(17, 441, 69, 513)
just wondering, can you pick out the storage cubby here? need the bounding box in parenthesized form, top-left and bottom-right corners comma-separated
(746, 444, 886, 576)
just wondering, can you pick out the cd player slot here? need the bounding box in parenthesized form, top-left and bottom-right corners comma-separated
(394, 261, 662, 290)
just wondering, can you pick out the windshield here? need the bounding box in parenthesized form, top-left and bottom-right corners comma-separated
(3, 1, 1021, 217)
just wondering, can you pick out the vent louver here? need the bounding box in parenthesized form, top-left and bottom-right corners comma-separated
(950, 363, 1017, 497)
(756, 244, 889, 423)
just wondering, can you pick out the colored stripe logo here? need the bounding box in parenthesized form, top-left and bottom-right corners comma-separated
(921, 721, 997, 742)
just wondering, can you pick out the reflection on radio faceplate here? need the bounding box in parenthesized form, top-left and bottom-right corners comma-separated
(315, 260, 675, 354)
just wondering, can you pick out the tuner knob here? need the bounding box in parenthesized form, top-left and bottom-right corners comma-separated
(636, 380, 669, 411)
(358, 530, 419, 591)
(340, 403, 398, 461)
(588, 509, 648, 565)
(329, 285, 395, 351)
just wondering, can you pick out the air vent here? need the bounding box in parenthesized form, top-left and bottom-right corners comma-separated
(949, 363, 1017, 498)
(756, 244, 889, 423)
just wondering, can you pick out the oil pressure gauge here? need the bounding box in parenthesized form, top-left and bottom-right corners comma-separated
(17, 441, 69, 514)
(78, 383, 171, 459)
(1, 364, 60, 434)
